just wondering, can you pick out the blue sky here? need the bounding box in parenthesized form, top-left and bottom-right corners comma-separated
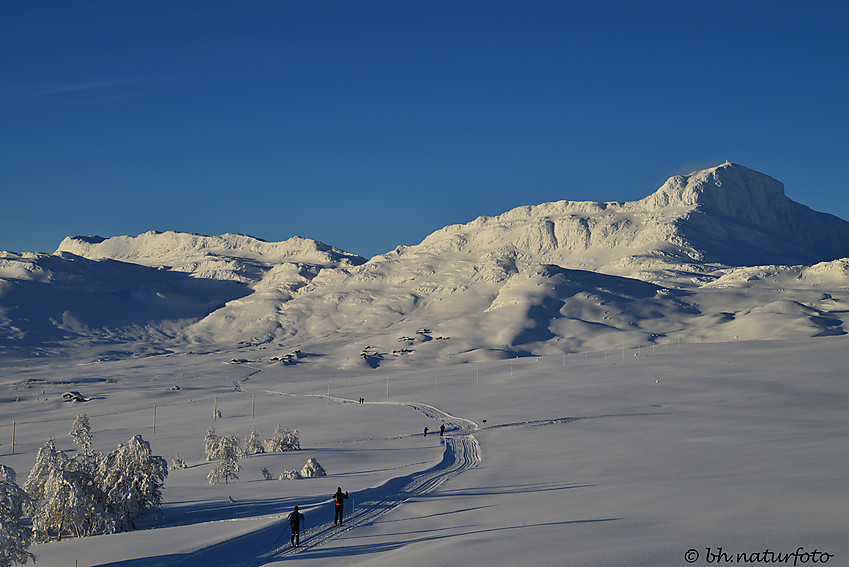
(2, 1, 848, 258)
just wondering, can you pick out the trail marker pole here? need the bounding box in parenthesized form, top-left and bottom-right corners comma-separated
(11, 421, 15, 454)
(252, 394, 255, 419)
(476, 369, 479, 385)
(328, 383, 331, 405)
(386, 376, 390, 398)
(153, 405, 157, 434)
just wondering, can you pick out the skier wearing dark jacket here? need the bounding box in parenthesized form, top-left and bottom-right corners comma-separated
(288, 506, 305, 547)
(334, 487, 349, 526)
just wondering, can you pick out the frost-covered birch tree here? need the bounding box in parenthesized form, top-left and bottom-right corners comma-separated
(24, 440, 106, 542)
(207, 434, 240, 485)
(204, 427, 219, 462)
(98, 435, 168, 532)
(0, 465, 35, 567)
(23, 439, 68, 515)
(69, 413, 92, 458)
(32, 464, 107, 541)
(244, 427, 264, 456)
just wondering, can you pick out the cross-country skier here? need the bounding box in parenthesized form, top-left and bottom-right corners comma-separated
(423, 426, 428, 437)
(440, 423, 446, 436)
(334, 487, 349, 526)
(288, 505, 305, 547)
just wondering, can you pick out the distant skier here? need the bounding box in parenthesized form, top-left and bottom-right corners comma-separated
(440, 423, 446, 436)
(288, 505, 305, 547)
(334, 487, 349, 526)
(423, 426, 428, 437)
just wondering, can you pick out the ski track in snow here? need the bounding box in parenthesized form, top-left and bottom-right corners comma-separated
(257, 390, 482, 561)
(163, 384, 668, 565)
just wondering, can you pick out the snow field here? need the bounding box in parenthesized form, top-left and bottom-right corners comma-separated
(1, 336, 848, 566)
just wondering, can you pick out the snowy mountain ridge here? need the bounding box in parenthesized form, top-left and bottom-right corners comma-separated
(414, 162, 849, 276)
(56, 231, 366, 284)
(2, 162, 849, 362)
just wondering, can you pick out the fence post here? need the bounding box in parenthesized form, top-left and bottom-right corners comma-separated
(11, 421, 15, 455)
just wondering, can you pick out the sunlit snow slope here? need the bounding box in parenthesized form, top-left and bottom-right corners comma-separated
(2, 163, 848, 362)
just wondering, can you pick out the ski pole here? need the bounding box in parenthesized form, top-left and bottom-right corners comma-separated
(274, 522, 290, 543)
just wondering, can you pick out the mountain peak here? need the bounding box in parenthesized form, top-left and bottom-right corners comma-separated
(641, 162, 786, 213)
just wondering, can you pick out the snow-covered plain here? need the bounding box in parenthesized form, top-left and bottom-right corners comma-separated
(1, 336, 847, 566)
(2, 162, 849, 565)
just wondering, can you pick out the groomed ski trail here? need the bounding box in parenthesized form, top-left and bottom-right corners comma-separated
(265, 432, 480, 560)
(254, 391, 481, 560)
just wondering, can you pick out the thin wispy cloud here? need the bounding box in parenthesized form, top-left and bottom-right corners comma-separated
(40, 78, 159, 96)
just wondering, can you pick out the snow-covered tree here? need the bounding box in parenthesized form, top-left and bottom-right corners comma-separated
(69, 413, 93, 457)
(31, 463, 107, 541)
(0, 465, 35, 566)
(204, 427, 219, 462)
(260, 467, 273, 480)
(98, 435, 168, 532)
(207, 434, 240, 485)
(244, 427, 264, 456)
(264, 425, 300, 452)
(23, 438, 69, 513)
(300, 457, 326, 478)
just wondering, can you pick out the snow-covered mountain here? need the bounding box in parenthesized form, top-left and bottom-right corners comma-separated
(2, 163, 848, 363)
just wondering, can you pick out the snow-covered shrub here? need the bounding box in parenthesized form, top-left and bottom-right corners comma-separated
(300, 458, 326, 478)
(0, 465, 36, 566)
(278, 469, 302, 480)
(244, 427, 264, 456)
(264, 425, 300, 452)
(170, 454, 187, 471)
(260, 467, 273, 480)
(204, 427, 219, 462)
(207, 434, 240, 485)
(98, 435, 168, 532)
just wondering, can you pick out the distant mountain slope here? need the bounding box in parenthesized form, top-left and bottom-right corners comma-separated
(0, 251, 249, 356)
(3, 163, 848, 362)
(410, 162, 849, 281)
(180, 163, 849, 361)
(56, 231, 366, 284)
